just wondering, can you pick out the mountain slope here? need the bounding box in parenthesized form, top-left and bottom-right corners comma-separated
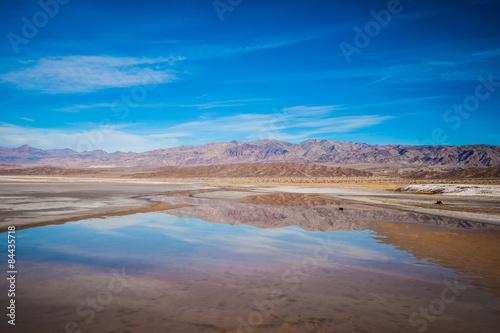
(411, 166, 500, 179)
(1, 139, 499, 171)
(130, 162, 373, 178)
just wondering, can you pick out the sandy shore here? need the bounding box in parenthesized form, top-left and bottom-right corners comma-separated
(1, 178, 499, 231)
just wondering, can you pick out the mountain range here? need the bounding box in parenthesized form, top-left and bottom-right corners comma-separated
(1, 139, 499, 173)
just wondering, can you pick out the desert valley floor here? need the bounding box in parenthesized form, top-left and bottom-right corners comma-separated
(1, 178, 500, 333)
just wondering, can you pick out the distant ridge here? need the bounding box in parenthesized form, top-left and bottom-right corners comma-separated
(1, 139, 499, 172)
(0, 167, 101, 176)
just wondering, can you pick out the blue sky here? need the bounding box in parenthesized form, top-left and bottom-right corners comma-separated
(0, 0, 499, 152)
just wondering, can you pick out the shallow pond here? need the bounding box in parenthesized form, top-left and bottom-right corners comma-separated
(1, 211, 500, 333)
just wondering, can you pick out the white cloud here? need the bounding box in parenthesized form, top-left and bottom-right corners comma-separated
(164, 98, 272, 109)
(52, 98, 270, 113)
(16, 117, 34, 122)
(0, 55, 184, 93)
(53, 103, 119, 113)
(0, 123, 181, 153)
(282, 105, 341, 116)
(0, 105, 391, 152)
(159, 105, 390, 143)
(53, 103, 170, 113)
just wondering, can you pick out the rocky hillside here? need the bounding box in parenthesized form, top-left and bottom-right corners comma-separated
(411, 166, 500, 179)
(1, 139, 499, 171)
(130, 162, 373, 178)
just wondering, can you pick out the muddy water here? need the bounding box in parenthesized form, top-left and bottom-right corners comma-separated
(1, 207, 500, 333)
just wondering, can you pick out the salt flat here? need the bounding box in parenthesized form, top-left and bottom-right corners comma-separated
(1, 179, 499, 230)
(399, 184, 500, 197)
(0, 180, 211, 230)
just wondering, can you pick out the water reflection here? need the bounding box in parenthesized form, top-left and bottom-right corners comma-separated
(1, 207, 500, 333)
(18, 213, 414, 274)
(150, 194, 488, 231)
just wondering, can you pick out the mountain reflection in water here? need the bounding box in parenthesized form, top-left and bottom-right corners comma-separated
(2, 197, 500, 333)
(150, 194, 490, 231)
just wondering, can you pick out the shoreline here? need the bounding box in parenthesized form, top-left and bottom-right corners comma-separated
(2, 174, 500, 187)
(0, 201, 191, 233)
(0, 180, 212, 232)
(1, 179, 499, 231)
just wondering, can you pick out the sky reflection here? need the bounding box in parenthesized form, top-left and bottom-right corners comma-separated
(14, 212, 432, 277)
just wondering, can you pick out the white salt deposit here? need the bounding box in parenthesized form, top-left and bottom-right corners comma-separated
(398, 184, 500, 197)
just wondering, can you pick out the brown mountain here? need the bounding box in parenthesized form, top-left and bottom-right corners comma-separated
(1, 139, 499, 172)
(411, 166, 500, 179)
(130, 162, 373, 178)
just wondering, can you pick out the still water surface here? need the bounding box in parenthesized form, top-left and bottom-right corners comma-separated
(2, 211, 500, 333)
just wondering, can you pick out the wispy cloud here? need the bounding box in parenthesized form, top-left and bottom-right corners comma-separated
(257, 115, 393, 142)
(0, 55, 184, 93)
(193, 12, 431, 60)
(53, 103, 169, 113)
(150, 98, 272, 109)
(187, 28, 337, 60)
(53, 98, 271, 113)
(347, 96, 446, 110)
(220, 44, 500, 87)
(0, 123, 180, 152)
(0, 105, 391, 152)
(16, 117, 34, 122)
(282, 105, 341, 116)
(356, 46, 500, 83)
(53, 103, 119, 113)
(166, 105, 390, 143)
